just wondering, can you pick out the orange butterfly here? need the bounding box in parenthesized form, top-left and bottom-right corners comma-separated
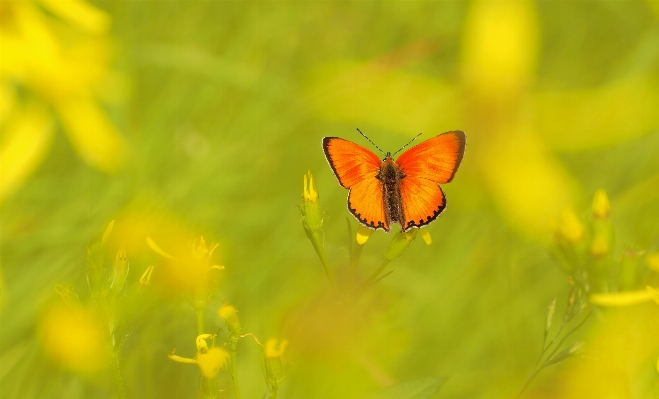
(323, 130, 466, 232)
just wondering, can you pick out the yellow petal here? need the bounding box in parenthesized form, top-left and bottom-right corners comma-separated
(419, 229, 432, 245)
(39, 304, 107, 372)
(265, 339, 288, 359)
(0, 105, 53, 202)
(356, 225, 372, 245)
(55, 98, 127, 173)
(461, 0, 539, 98)
(197, 347, 229, 378)
(38, 0, 111, 34)
(146, 237, 175, 260)
(167, 353, 196, 365)
(590, 290, 658, 307)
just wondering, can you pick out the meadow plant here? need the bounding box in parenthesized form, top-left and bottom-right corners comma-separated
(299, 171, 431, 294)
(518, 189, 659, 397)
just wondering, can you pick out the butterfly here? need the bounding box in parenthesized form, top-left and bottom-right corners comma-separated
(322, 130, 466, 232)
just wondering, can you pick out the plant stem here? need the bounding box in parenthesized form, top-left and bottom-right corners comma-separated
(111, 351, 127, 399)
(269, 387, 278, 399)
(229, 341, 242, 399)
(365, 260, 390, 286)
(309, 230, 337, 290)
(196, 306, 205, 336)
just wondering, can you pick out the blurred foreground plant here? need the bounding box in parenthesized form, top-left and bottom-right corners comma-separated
(0, 0, 127, 202)
(41, 220, 157, 399)
(519, 189, 659, 397)
(168, 304, 289, 399)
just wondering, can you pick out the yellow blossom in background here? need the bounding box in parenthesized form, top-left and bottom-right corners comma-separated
(558, 208, 584, 243)
(38, 303, 107, 373)
(265, 338, 288, 359)
(168, 334, 229, 379)
(0, 0, 127, 202)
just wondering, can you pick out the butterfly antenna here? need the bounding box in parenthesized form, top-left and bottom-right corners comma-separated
(356, 128, 386, 156)
(393, 133, 423, 156)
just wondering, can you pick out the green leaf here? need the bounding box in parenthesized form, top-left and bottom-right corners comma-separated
(367, 377, 448, 399)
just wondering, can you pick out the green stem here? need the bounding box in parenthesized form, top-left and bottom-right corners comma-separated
(310, 231, 337, 290)
(269, 386, 278, 399)
(229, 341, 242, 399)
(351, 243, 364, 274)
(111, 351, 127, 399)
(196, 306, 205, 336)
(364, 259, 391, 288)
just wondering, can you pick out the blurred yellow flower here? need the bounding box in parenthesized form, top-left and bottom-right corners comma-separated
(168, 334, 229, 379)
(0, 0, 127, 202)
(647, 252, 659, 273)
(265, 338, 288, 359)
(146, 236, 223, 303)
(39, 303, 107, 373)
(558, 208, 584, 243)
(592, 189, 611, 219)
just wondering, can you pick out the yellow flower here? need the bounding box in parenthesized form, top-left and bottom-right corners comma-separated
(146, 236, 224, 304)
(39, 303, 107, 373)
(265, 338, 288, 359)
(168, 334, 229, 379)
(303, 170, 319, 203)
(646, 252, 659, 273)
(0, 0, 127, 203)
(219, 304, 242, 337)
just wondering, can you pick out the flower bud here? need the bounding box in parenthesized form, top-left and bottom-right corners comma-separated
(385, 229, 418, 261)
(300, 171, 322, 231)
(109, 248, 129, 296)
(263, 339, 288, 391)
(591, 189, 610, 219)
(219, 305, 242, 338)
(558, 208, 584, 244)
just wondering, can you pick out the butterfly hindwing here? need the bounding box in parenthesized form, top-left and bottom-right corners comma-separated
(322, 137, 382, 188)
(396, 131, 466, 183)
(399, 177, 446, 231)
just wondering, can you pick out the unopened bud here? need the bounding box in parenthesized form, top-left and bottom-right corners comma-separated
(300, 171, 323, 231)
(385, 229, 418, 261)
(109, 248, 129, 295)
(592, 189, 610, 219)
(219, 305, 241, 337)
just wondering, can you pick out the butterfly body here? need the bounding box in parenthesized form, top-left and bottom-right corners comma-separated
(323, 131, 466, 233)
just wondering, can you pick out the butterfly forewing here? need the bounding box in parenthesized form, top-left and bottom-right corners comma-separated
(323, 137, 389, 231)
(396, 131, 466, 183)
(323, 131, 465, 233)
(322, 137, 381, 188)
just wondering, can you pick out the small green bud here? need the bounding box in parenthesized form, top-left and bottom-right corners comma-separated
(263, 339, 287, 391)
(109, 248, 129, 296)
(300, 171, 323, 231)
(385, 229, 418, 261)
(219, 305, 242, 338)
